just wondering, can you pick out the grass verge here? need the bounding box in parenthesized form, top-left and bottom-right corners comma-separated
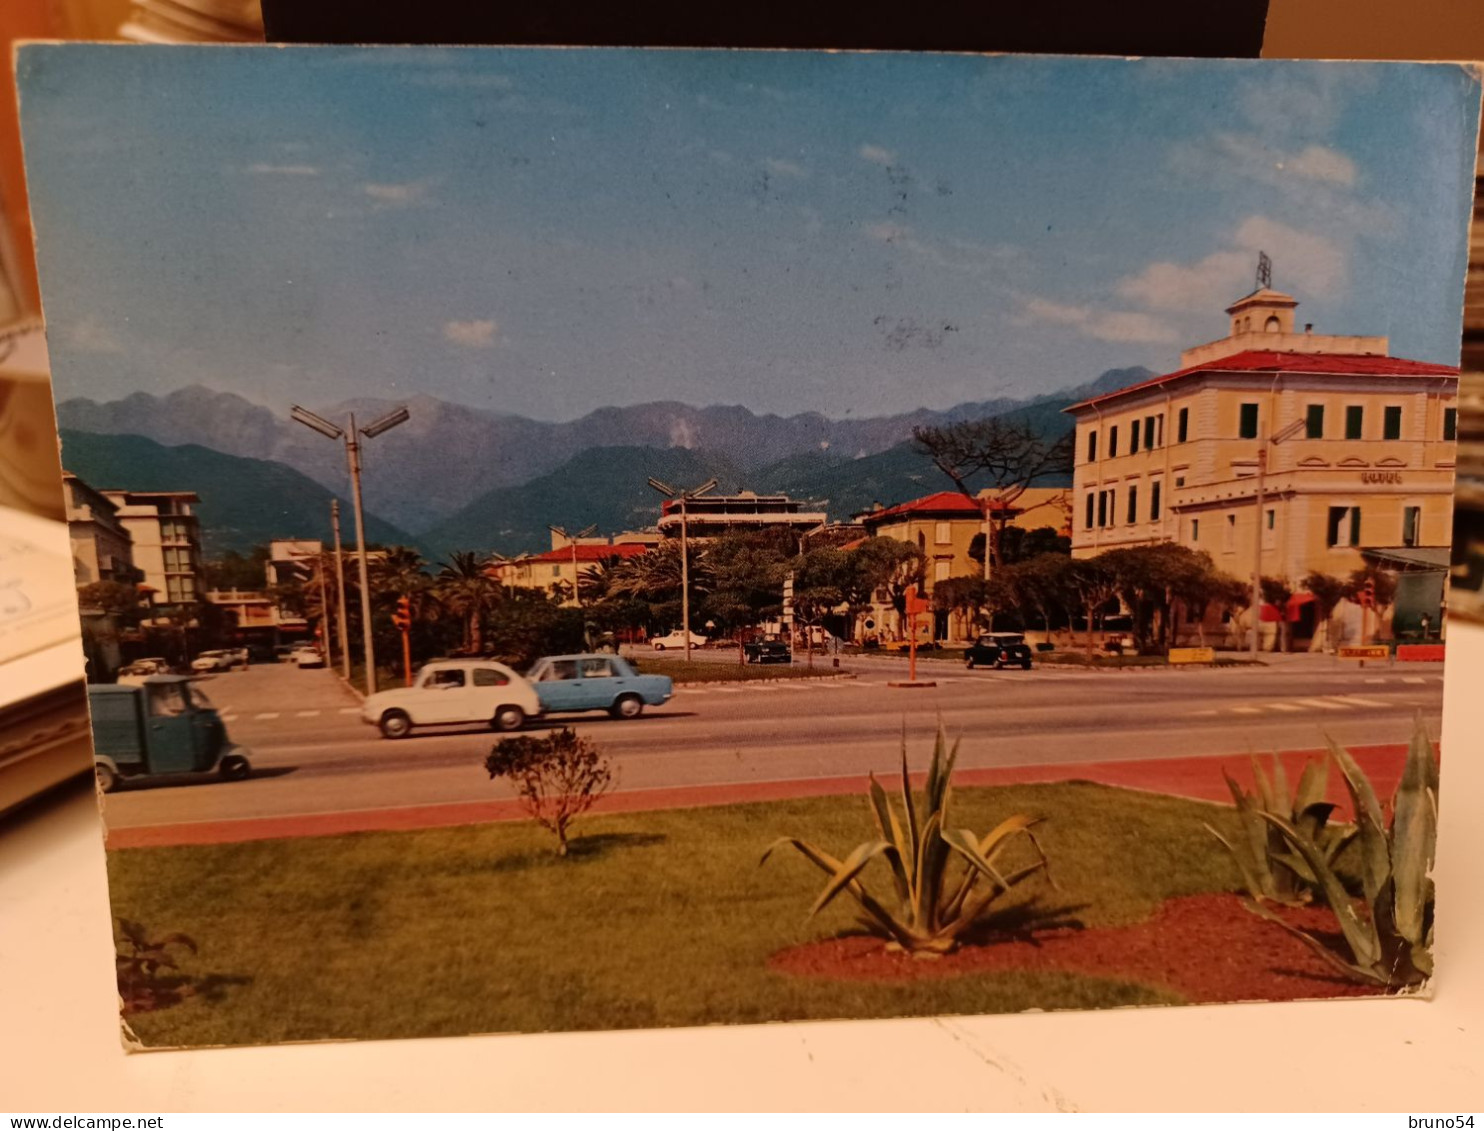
(108, 781, 1245, 1046)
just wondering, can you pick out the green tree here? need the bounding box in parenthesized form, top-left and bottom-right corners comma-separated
(1064, 556, 1119, 656)
(851, 537, 926, 639)
(484, 588, 586, 668)
(913, 417, 1074, 577)
(202, 546, 270, 591)
(1259, 576, 1296, 653)
(1302, 571, 1348, 651)
(970, 525, 1072, 568)
(436, 551, 500, 654)
(1002, 553, 1074, 638)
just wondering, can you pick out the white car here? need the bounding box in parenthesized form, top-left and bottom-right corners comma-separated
(293, 648, 327, 669)
(190, 650, 236, 673)
(360, 659, 541, 739)
(650, 630, 707, 651)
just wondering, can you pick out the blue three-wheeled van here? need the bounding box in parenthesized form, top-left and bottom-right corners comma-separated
(88, 675, 252, 792)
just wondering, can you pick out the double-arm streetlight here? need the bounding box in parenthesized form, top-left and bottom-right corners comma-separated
(548, 523, 599, 607)
(291, 403, 409, 693)
(647, 476, 718, 662)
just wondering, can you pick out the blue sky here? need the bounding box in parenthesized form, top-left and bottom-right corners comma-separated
(16, 47, 1481, 421)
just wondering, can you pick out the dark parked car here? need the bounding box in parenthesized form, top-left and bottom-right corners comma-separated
(965, 633, 1034, 670)
(743, 634, 792, 664)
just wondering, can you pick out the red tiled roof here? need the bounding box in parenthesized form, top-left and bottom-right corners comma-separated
(858, 491, 1013, 525)
(521, 543, 651, 565)
(1064, 350, 1458, 413)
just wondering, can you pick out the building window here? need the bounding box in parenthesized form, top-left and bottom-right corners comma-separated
(1265, 315, 1280, 332)
(1445, 407, 1458, 442)
(1109, 426, 1119, 458)
(1239, 403, 1259, 439)
(1345, 406, 1364, 440)
(1145, 415, 1156, 450)
(1087, 430, 1098, 462)
(1130, 419, 1141, 452)
(1223, 513, 1236, 553)
(1151, 480, 1162, 521)
(1156, 413, 1164, 446)
(1177, 407, 1189, 443)
(1306, 404, 1324, 439)
(1383, 405, 1402, 440)
(1106, 490, 1115, 527)
(1264, 508, 1276, 550)
(934, 559, 951, 582)
(1097, 491, 1107, 528)
(1191, 518, 1199, 542)
(934, 522, 952, 545)
(1175, 475, 1185, 487)
(917, 532, 926, 551)
(1403, 506, 1421, 547)
(1085, 493, 1095, 530)
(1266, 509, 1275, 530)
(1126, 485, 1138, 524)
(552, 564, 562, 577)
(1327, 505, 1360, 548)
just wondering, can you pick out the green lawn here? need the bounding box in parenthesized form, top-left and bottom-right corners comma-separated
(629, 656, 852, 683)
(108, 782, 1248, 1047)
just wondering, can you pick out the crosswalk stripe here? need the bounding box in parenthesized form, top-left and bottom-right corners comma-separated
(1295, 698, 1348, 711)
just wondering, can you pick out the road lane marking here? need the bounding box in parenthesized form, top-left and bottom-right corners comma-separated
(1230, 706, 1262, 714)
(1190, 709, 1219, 716)
(1264, 703, 1302, 712)
(1294, 698, 1347, 710)
(1402, 677, 1426, 684)
(255, 712, 281, 720)
(295, 710, 321, 718)
(1364, 677, 1386, 683)
(220, 714, 238, 722)
(1341, 696, 1389, 707)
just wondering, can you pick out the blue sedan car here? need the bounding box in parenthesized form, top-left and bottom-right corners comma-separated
(527, 653, 674, 720)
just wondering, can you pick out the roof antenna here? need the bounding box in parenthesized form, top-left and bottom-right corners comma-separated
(1256, 250, 1272, 291)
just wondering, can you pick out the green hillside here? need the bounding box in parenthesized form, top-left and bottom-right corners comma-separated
(417, 445, 745, 560)
(59, 430, 409, 557)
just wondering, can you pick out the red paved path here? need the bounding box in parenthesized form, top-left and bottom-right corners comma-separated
(104, 742, 1421, 850)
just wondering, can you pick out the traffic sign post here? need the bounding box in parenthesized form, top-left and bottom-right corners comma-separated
(904, 584, 931, 683)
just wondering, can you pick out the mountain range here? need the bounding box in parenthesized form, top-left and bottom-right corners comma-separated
(56, 365, 1152, 559)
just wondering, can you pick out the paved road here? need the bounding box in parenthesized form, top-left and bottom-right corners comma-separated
(95, 655, 1445, 832)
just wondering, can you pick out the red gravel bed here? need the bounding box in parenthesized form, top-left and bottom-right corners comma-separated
(769, 893, 1409, 1004)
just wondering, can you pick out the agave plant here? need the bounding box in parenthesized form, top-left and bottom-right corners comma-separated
(115, 918, 199, 1012)
(1242, 720, 1438, 988)
(762, 726, 1051, 956)
(1205, 754, 1355, 906)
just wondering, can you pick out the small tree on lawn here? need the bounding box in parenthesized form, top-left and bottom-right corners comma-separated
(1302, 571, 1348, 651)
(484, 728, 614, 857)
(1065, 556, 1119, 656)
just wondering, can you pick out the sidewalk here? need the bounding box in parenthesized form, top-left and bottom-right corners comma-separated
(105, 741, 1413, 850)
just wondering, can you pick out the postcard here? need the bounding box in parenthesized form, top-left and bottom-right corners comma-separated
(15, 46, 1478, 1049)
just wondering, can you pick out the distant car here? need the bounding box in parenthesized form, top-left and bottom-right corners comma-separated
(743, 635, 792, 664)
(293, 648, 327, 669)
(965, 633, 1034, 670)
(190, 650, 236, 673)
(527, 654, 673, 719)
(361, 659, 540, 739)
(116, 661, 159, 687)
(133, 657, 171, 674)
(650, 630, 707, 651)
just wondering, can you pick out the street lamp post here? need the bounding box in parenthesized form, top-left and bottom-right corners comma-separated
(647, 476, 718, 663)
(291, 403, 409, 694)
(548, 523, 599, 607)
(330, 499, 351, 680)
(1250, 417, 1306, 657)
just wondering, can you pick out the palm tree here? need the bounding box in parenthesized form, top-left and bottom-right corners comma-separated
(436, 550, 500, 653)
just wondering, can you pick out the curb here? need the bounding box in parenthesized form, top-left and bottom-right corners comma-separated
(673, 672, 858, 690)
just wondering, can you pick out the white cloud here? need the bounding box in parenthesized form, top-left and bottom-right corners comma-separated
(764, 157, 807, 179)
(1115, 217, 1347, 313)
(66, 316, 125, 354)
(247, 163, 319, 176)
(1021, 298, 1178, 344)
(1281, 144, 1357, 187)
(443, 319, 498, 348)
(364, 182, 425, 204)
(858, 143, 895, 166)
(1192, 133, 1356, 189)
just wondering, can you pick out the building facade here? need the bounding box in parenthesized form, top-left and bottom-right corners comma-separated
(491, 541, 651, 605)
(1065, 288, 1458, 605)
(99, 489, 205, 607)
(656, 491, 826, 540)
(61, 471, 137, 586)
